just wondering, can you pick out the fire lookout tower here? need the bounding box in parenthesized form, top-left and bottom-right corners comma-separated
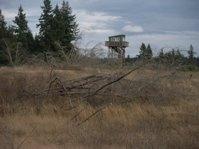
(105, 35, 129, 63)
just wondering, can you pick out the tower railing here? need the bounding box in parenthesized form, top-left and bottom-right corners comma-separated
(105, 41, 129, 48)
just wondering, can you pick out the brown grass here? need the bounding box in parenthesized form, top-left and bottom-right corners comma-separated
(0, 65, 198, 149)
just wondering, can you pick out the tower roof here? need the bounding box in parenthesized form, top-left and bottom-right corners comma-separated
(109, 34, 125, 38)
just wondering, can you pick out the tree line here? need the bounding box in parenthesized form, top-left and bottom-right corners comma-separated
(126, 43, 199, 70)
(0, 0, 198, 70)
(0, 0, 78, 65)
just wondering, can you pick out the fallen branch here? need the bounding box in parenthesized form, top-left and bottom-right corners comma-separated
(84, 62, 148, 98)
(77, 105, 109, 126)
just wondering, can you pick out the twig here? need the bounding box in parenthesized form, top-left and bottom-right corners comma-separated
(71, 108, 85, 121)
(16, 127, 36, 149)
(76, 104, 109, 126)
(2, 38, 13, 66)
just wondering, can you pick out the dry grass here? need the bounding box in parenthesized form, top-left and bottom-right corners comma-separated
(1, 101, 198, 149)
(0, 65, 198, 149)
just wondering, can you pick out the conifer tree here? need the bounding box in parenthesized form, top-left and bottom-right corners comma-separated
(158, 49, 164, 63)
(159, 49, 164, 58)
(171, 49, 175, 64)
(139, 43, 147, 59)
(176, 49, 184, 62)
(146, 44, 153, 59)
(188, 44, 194, 64)
(13, 5, 33, 51)
(0, 10, 15, 64)
(52, 4, 63, 42)
(0, 9, 7, 39)
(60, 1, 79, 51)
(0, 9, 7, 64)
(37, 0, 53, 51)
(162, 49, 184, 66)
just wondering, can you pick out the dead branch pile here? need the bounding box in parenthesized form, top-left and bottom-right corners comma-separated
(23, 63, 147, 105)
(21, 62, 187, 126)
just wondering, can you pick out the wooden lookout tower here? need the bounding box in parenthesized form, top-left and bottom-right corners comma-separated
(105, 35, 129, 64)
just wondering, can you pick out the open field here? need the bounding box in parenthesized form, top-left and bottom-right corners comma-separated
(0, 65, 199, 149)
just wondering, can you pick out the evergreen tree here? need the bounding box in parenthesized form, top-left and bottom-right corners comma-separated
(26, 30, 35, 52)
(171, 49, 175, 64)
(146, 44, 153, 59)
(13, 5, 33, 51)
(37, 0, 53, 51)
(52, 4, 63, 42)
(188, 44, 194, 64)
(0, 10, 11, 64)
(0, 10, 6, 64)
(139, 43, 147, 59)
(0, 9, 7, 39)
(139, 43, 153, 60)
(60, 1, 79, 51)
(163, 49, 184, 66)
(159, 49, 164, 59)
(158, 49, 164, 63)
(175, 49, 184, 65)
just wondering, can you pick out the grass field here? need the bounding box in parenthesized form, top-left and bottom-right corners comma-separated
(0, 65, 198, 149)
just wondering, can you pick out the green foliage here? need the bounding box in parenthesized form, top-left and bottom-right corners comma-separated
(37, 0, 79, 53)
(139, 43, 146, 59)
(51, 5, 63, 42)
(1, 2, 198, 68)
(158, 49, 184, 66)
(188, 45, 195, 65)
(181, 64, 199, 71)
(59, 1, 79, 51)
(14, 6, 28, 35)
(146, 44, 153, 59)
(138, 43, 153, 60)
(37, 0, 53, 51)
(159, 49, 164, 60)
(13, 6, 34, 53)
(0, 10, 7, 39)
(0, 10, 6, 64)
(0, 10, 16, 65)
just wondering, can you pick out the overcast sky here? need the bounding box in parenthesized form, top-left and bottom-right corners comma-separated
(1, 0, 199, 56)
